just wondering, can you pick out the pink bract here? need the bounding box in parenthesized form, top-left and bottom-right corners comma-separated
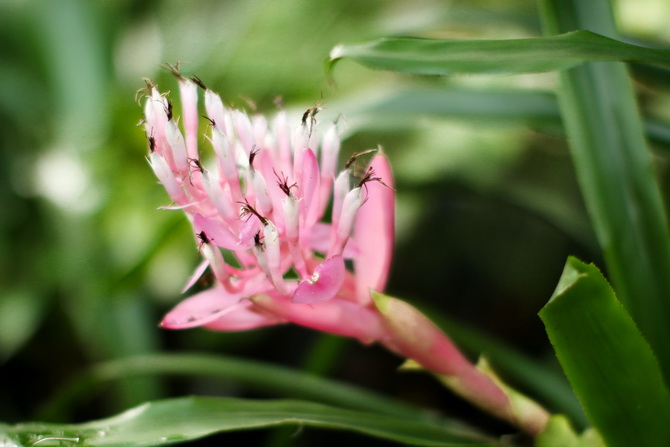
(143, 73, 395, 337)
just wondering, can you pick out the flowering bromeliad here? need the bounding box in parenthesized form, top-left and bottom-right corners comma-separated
(142, 72, 394, 341)
(142, 71, 549, 436)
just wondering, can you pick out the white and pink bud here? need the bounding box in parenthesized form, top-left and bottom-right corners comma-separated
(247, 167, 273, 217)
(331, 169, 351, 228)
(178, 77, 199, 160)
(202, 175, 237, 222)
(204, 89, 234, 138)
(209, 126, 238, 182)
(198, 235, 229, 285)
(328, 186, 363, 258)
(148, 151, 186, 204)
(262, 220, 289, 296)
(282, 194, 300, 241)
(320, 124, 340, 180)
(165, 119, 189, 174)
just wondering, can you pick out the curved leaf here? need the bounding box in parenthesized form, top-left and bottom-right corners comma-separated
(539, 257, 670, 447)
(39, 353, 421, 422)
(7, 397, 496, 446)
(328, 30, 670, 76)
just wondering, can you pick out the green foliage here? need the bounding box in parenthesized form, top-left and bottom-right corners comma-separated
(39, 353, 422, 422)
(539, 0, 670, 388)
(328, 30, 670, 76)
(3, 397, 496, 447)
(540, 258, 670, 447)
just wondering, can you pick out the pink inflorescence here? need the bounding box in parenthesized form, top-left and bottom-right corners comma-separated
(142, 71, 395, 338)
(139, 75, 549, 435)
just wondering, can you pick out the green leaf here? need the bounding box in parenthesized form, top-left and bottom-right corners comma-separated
(348, 88, 561, 126)
(5, 397, 497, 446)
(539, 0, 670, 388)
(344, 87, 670, 149)
(539, 257, 670, 447)
(38, 353, 421, 422)
(328, 30, 670, 76)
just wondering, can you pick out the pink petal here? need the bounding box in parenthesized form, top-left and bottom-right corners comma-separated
(252, 294, 387, 343)
(204, 303, 286, 331)
(353, 154, 395, 305)
(194, 213, 253, 250)
(160, 287, 244, 329)
(300, 148, 321, 227)
(291, 255, 345, 304)
(162, 275, 275, 329)
(306, 223, 361, 259)
(181, 260, 210, 293)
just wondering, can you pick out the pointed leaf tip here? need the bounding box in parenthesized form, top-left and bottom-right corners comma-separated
(370, 290, 389, 311)
(540, 257, 670, 447)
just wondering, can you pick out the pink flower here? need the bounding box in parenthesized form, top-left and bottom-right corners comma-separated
(142, 73, 395, 339)
(140, 77, 548, 433)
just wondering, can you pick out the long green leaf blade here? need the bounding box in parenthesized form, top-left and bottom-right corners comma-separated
(343, 88, 670, 149)
(328, 30, 670, 76)
(539, 257, 670, 447)
(5, 397, 496, 446)
(39, 353, 422, 422)
(539, 0, 670, 387)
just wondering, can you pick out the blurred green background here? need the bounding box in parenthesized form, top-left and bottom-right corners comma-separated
(1, 0, 669, 444)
